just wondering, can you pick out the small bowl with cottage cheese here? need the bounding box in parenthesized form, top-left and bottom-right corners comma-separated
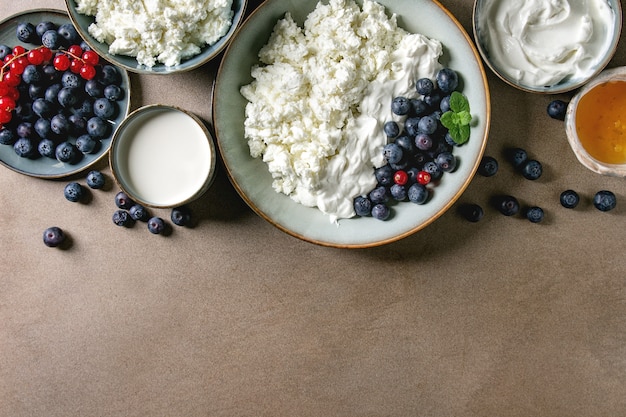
(473, 0, 622, 93)
(214, 0, 491, 248)
(64, 0, 248, 74)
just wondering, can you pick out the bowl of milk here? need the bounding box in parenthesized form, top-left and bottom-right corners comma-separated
(473, 0, 622, 93)
(110, 105, 217, 208)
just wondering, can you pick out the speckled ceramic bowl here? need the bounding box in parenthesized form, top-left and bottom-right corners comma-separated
(214, 0, 491, 248)
(473, 0, 622, 94)
(64, 0, 247, 74)
(565, 66, 626, 176)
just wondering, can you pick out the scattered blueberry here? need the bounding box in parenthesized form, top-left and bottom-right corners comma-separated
(547, 99, 567, 121)
(383, 121, 400, 138)
(353, 196, 372, 217)
(129, 204, 150, 222)
(414, 133, 433, 151)
(436, 68, 459, 94)
(0, 128, 16, 145)
(560, 190, 580, 209)
(86, 170, 105, 189)
(369, 186, 389, 204)
(36, 21, 57, 39)
(43, 226, 65, 247)
(103, 84, 123, 101)
(147, 216, 166, 234)
(171, 205, 192, 226)
(86, 116, 109, 138)
(418, 115, 437, 135)
(13, 137, 36, 158)
(21, 64, 41, 84)
(520, 159, 542, 180)
(57, 23, 81, 45)
(390, 183, 407, 201)
(64, 182, 84, 202)
(435, 151, 456, 172)
(525, 206, 544, 223)
(477, 155, 498, 177)
(55, 141, 78, 163)
(496, 195, 520, 216)
(93, 97, 116, 119)
(112, 210, 133, 227)
(16, 22, 37, 43)
(593, 190, 617, 212)
(37, 138, 56, 158)
(415, 78, 434, 95)
(459, 203, 484, 222)
(506, 147, 528, 168)
(374, 164, 394, 187)
(394, 135, 414, 154)
(371, 203, 390, 221)
(41, 29, 61, 49)
(75, 134, 99, 154)
(382, 143, 403, 164)
(114, 191, 134, 209)
(407, 183, 428, 204)
(391, 96, 411, 115)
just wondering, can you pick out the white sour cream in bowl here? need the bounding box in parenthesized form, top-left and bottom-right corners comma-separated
(473, 0, 622, 93)
(110, 105, 217, 208)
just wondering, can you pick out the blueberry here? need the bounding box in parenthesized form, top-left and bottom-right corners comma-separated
(50, 113, 70, 136)
(353, 196, 372, 217)
(459, 203, 483, 222)
(547, 99, 568, 121)
(520, 159, 542, 180)
(75, 98, 94, 117)
(55, 141, 78, 163)
(57, 23, 80, 46)
(0, 44, 11, 60)
(14, 138, 36, 158)
(407, 183, 428, 204)
(391, 96, 411, 115)
(32, 98, 55, 118)
(394, 135, 414, 154)
(496, 195, 520, 216)
(374, 164, 394, 186)
(22, 65, 42, 84)
(64, 182, 84, 202)
(98, 65, 121, 86)
(525, 206, 544, 223)
(41, 64, 60, 84)
(506, 147, 528, 168)
(435, 151, 456, 172)
(86, 170, 106, 189)
(424, 91, 443, 109)
(560, 190, 580, 209)
(444, 132, 458, 147)
(14, 101, 35, 122)
(86, 116, 109, 138)
(593, 190, 617, 212)
(45, 83, 62, 103)
(112, 210, 133, 227)
(390, 183, 407, 201)
(436, 68, 459, 94)
(16, 122, 34, 138)
(0, 127, 16, 145)
(439, 95, 451, 113)
(75, 134, 99, 154)
(38, 138, 56, 158)
(129, 204, 150, 221)
(171, 205, 193, 226)
(404, 117, 421, 136)
(57, 87, 80, 108)
(417, 115, 437, 135)
(477, 155, 498, 177)
(422, 160, 442, 180)
(85, 79, 104, 98)
(383, 121, 400, 138)
(415, 78, 434, 96)
(36, 21, 57, 38)
(103, 84, 123, 101)
(93, 97, 116, 119)
(405, 166, 420, 184)
(115, 191, 134, 209)
(382, 143, 403, 164)
(411, 99, 428, 116)
(68, 113, 87, 135)
(29, 83, 46, 100)
(147, 216, 166, 234)
(369, 186, 389, 204)
(41, 29, 61, 49)
(61, 71, 83, 89)
(16, 22, 37, 43)
(414, 133, 433, 151)
(43, 226, 65, 248)
(371, 203, 390, 221)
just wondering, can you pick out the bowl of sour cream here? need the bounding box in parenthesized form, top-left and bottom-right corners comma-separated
(473, 0, 622, 93)
(110, 105, 217, 208)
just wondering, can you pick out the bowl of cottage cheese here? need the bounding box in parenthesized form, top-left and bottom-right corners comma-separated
(473, 0, 622, 93)
(214, 0, 491, 248)
(64, 0, 248, 73)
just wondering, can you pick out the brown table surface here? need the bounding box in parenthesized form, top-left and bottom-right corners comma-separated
(2, 0, 626, 416)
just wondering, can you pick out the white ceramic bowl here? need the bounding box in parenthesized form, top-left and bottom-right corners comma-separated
(565, 66, 626, 176)
(64, 0, 247, 74)
(214, 0, 491, 248)
(473, 0, 622, 94)
(110, 105, 217, 208)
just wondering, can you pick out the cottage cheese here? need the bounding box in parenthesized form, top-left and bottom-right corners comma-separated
(74, 0, 234, 68)
(241, 0, 442, 222)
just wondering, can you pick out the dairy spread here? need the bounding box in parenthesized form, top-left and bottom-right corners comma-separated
(476, 0, 616, 88)
(74, 0, 234, 68)
(241, 0, 442, 222)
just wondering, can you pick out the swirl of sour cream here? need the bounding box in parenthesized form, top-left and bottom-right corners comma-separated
(476, 0, 616, 88)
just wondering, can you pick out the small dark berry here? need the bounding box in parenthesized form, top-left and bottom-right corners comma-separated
(547, 100, 568, 121)
(171, 205, 192, 226)
(593, 190, 617, 212)
(112, 210, 133, 227)
(560, 190, 580, 209)
(477, 155, 498, 177)
(147, 216, 166, 234)
(520, 159, 542, 180)
(115, 191, 134, 209)
(497, 195, 520, 216)
(64, 182, 84, 202)
(525, 206, 544, 223)
(459, 203, 484, 222)
(43, 226, 65, 247)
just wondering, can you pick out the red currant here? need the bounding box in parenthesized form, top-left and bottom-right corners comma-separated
(3, 71, 20, 87)
(53, 54, 71, 71)
(417, 170, 431, 185)
(27, 49, 44, 65)
(68, 44, 83, 57)
(79, 64, 97, 80)
(12, 46, 26, 56)
(70, 58, 83, 74)
(82, 50, 99, 66)
(9, 60, 25, 75)
(0, 96, 16, 112)
(393, 170, 408, 186)
(39, 47, 53, 62)
(6, 87, 19, 101)
(0, 81, 9, 96)
(3, 54, 13, 64)
(0, 109, 12, 125)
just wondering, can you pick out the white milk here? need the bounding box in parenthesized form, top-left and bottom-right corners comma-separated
(113, 107, 213, 207)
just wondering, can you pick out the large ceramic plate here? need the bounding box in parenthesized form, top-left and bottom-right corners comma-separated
(214, 0, 490, 248)
(65, 0, 248, 74)
(0, 9, 130, 179)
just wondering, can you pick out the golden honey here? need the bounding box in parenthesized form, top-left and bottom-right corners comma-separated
(575, 80, 626, 164)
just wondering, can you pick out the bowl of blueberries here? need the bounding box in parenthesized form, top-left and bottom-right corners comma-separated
(0, 9, 130, 178)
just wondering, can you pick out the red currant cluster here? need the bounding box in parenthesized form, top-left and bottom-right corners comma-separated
(0, 44, 100, 128)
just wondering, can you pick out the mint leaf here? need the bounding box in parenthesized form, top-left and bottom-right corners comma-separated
(449, 91, 469, 113)
(457, 110, 472, 126)
(440, 111, 455, 130)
